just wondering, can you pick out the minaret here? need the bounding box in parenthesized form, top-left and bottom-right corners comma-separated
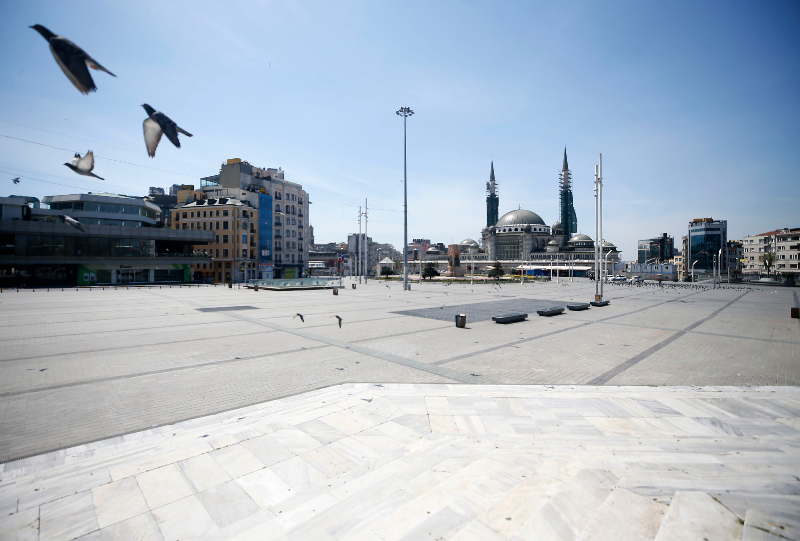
(559, 148, 578, 238)
(486, 161, 499, 227)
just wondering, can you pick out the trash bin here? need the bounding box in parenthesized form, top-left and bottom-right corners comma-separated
(352, 284, 356, 289)
(254, 284, 259, 292)
(455, 314, 466, 328)
(333, 289, 339, 296)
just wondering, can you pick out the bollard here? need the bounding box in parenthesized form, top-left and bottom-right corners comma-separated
(228, 282, 232, 289)
(455, 314, 466, 328)
(254, 284, 259, 292)
(352, 284, 356, 289)
(333, 289, 338, 296)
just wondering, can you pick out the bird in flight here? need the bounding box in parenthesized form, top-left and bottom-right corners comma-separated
(12, 177, 20, 184)
(141, 104, 192, 157)
(331, 315, 343, 328)
(293, 313, 304, 323)
(335, 367, 344, 371)
(30, 25, 116, 94)
(60, 214, 85, 232)
(64, 151, 104, 180)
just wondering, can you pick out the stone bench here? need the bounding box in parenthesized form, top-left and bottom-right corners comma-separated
(567, 303, 590, 311)
(492, 313, 528, 324)
(590, 300, 610, 307)
(537, 307, 564, 317)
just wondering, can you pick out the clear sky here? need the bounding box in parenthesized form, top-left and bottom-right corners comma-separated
(1, 1, 798, 257)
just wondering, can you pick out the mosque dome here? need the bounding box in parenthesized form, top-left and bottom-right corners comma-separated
(552, 221, 563, 229)
(547, 240, 559, 246)
(568, 233, 593, 243)
(460, 238, 479, 247)
(495, 209, 545, 227)
(602, 241, 616, 248)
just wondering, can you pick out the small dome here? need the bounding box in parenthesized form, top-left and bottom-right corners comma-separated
(488, 226, 496, 234)
(523, 224, 532, 233)
(568, 233, 593, 243)
(496, 209, 545, 227)
(602, 241, 616, 248)
(547, 240, 559, 246)
(460, 238, 479, 246)
(552, 221, 563, 229)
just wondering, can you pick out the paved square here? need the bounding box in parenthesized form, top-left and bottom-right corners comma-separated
(0, 279, 797, 463)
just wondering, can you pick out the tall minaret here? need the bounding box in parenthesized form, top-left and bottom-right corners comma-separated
(486, 161, 499, 227)
(559, 148, 578, 238)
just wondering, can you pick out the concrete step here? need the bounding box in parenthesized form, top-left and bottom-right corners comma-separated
(512, 468, 618, 541)
(653, 491, 743, 541)
(577, 487, 667, 541)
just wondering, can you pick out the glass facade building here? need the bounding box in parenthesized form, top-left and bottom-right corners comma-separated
(687, 218, 727, 274)
(637, 234, 674, 264)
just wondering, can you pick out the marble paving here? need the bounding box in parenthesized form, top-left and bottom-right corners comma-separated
(2, 383, 799, 540)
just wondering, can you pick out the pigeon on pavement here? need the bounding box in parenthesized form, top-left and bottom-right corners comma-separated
(293, 313, 304, 323)
(142, 104, 192, 157)
(60, 214, 85, 232)
(30, 25, 116, 94)
(331, 315, 343, 328)
(64, 151, 104, 180)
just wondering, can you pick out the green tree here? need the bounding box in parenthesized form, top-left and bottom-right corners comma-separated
(488, 261, 505, 280)
(380, 266, 394, 276)
(421, 262, 439, 280)
(760, 251, 776, 276)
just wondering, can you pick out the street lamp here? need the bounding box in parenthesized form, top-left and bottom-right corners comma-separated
(396, 106, 414, 291)
(691, 259, 698, 283)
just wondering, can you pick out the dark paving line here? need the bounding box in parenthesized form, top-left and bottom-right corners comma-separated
(431, 290, 708, 367)
(0, 319, 239, 343)
(0, 329, 274, 364)
(0, 345, 331, 398)
(587, 291, 750, 385)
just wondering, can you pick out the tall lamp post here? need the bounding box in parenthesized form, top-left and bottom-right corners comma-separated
(396, 106, 414, 291)
(691, 259, 698, 283)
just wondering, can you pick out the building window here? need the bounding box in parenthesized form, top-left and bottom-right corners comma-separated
(190, 212, 194, 218)
(182, 223, 188, 229)
(223, 249, 229, 257)
(222, 235, 229, 244)
(242, 234, 247, 243)
(182, 212, 187, 218)
(203, 223, 207, 230)
(223, 221, 229, 230)
(215, 249, 219, 257)
(190, 223, 194, 230)
(203, 211, 207, 217)
(242, 249, 247, 258)
(216, 221, 220, 230)
(215, 235, 219, 243)
(223, 210, 229, 217)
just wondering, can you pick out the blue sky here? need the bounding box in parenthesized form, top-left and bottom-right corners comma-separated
(1, 1, 798, 257)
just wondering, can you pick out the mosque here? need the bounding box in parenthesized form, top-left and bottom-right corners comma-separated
(458, 149, 620, 276)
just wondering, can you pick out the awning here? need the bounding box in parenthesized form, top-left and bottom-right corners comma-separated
(516, 265, 593, 271)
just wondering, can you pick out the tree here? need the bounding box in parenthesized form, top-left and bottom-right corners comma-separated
(760, 251, 776, 276)
(488, 261, 504, 280)
(421, 262, 439, 280)
(380, 266, 394, 276)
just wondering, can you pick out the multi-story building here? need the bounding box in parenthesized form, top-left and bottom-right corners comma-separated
(1, 194, 212, 286)
(741, 228, 800, 277)
(172, 197, 258, 283)
(673, 253, 685, 281)
(199, 159, 308, 279)
(637, 233, 674, 264)
(727, 240, 744, 278)
(687, 218, 727, 279)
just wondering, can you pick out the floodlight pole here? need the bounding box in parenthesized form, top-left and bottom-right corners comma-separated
(396, 106, 414, 291)
(594, 154, 604, 300)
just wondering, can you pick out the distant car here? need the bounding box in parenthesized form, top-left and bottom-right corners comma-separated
(628, 276, 643, 283)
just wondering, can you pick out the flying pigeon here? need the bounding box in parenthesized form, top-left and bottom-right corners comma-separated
(64, 151, 104, 180)
(12, 177, 20, 184)
(331, 315, 343, 328)
(60, 214, 85, 232)
(30, 25, 116, 94)
(142, 104, 192, 157)
(293, 313, 304, 323)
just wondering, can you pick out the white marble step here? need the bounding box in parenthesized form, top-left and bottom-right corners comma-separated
(577, 487, 667, 541)
(653, 491, 743, 541)
(511, 468, 618, 541)
(743, 508, 800, 541)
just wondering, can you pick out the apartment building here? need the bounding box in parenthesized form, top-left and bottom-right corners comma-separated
(172, 197, 258, 283)
(741, 228, 800, 276)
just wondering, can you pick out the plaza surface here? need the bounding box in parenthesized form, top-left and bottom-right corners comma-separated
(1, 279, 799, 539)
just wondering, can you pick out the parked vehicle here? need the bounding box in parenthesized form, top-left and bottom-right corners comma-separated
(628, 276, 643, 283)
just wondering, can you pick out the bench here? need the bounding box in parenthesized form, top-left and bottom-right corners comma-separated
(536, 307, 564, 317)
(590, 300, 610, 307)
(492, 313, 528, 324)
(567, 303, 590, 311)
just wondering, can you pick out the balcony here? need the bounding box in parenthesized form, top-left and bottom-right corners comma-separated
(298, 224, 303, 229)
(275, 246, 282, 251)
(274, 234, 282, 239)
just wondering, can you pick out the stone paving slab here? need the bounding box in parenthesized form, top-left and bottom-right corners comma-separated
(0, 279, 797, 464)
(1, 384, 798, 540)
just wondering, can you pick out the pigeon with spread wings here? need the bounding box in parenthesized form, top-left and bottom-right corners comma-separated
(30, 25, 116, 94)
(64, 151, 104, 180)
(142, 104, 192, 158)
(60, 215, 85, 232)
